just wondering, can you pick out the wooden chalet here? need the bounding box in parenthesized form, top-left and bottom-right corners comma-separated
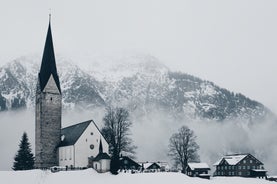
(142, 162, 161, 172)
(187, 162, 211, 179)
(119, 156, 141, 171)
(213, 153, 267, 178)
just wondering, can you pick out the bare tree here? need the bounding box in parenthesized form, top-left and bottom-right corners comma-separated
(101, 107, 136, 174)
(168, 125, 199, 174)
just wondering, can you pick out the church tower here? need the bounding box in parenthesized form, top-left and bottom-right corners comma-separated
(35, 17, 62, 168)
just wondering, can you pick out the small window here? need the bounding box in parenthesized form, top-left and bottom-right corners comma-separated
(250, 160, 253, 163)
(91, 132, 93, 135)
(86, 139, 87, 142)
(90, 144, 94, 150)
(50, 97, 53, 101)
(243, 160, 246, 164)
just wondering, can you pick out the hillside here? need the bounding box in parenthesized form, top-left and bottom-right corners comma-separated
(0, 54, 272, 122)
(0, 169, 273, 184)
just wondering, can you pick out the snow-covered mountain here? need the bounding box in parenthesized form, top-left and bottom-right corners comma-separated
(0, 54, 272, 122)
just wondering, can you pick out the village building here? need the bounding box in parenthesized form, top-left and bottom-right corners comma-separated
(35, 17, 109, 169)
(156, 162, 170, 172)
(213, 153, 267, 178)
(187, 163, 211, 179)
(139, 161, 170, 172)
(119, 156, 141, 171)
(141, 162, 161, 172)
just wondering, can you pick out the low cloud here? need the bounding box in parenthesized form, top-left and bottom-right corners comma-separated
(1, 108, 277, 175)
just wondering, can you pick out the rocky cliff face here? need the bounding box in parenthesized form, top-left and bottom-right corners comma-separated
(0, 54, 271, 122)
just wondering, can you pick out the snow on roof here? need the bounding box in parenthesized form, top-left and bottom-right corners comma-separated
(143, 162, 155, 169)
(188, 163, 210, 170)
(214, 154, 248, 166)
(140, 162, 165, 169)
(268, 176, 277, 179)
(251, 169, 267, 172)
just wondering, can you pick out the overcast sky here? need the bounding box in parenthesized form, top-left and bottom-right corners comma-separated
(0, 0, 276, 113)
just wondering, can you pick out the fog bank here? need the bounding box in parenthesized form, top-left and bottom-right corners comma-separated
(1, 109, 277, 175)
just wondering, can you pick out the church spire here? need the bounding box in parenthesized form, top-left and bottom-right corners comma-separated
(38, 16, 61, 93)
(99, 137, 103, 153)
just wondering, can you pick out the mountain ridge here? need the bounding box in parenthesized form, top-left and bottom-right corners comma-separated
(0, 54, 272, 122)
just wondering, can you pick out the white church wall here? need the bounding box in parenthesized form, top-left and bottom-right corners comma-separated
(59, 145, 74, 167)
(100, 159, 111, 172)
(74, 122, 109, 168)
(93, 162, 100, 171)
(93, 160, 110, 173)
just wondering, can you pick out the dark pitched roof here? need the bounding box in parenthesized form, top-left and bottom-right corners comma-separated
(99, 138, 103, 153)
(39, 21, 61, 93)
(145, 162, 161, 170)
(93, 152, 111, 161)
(119, 156, 141, 168)
(59, 120, 91, 147)
(213, 153, 263, 166)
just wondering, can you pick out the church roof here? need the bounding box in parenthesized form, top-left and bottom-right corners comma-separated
(38, 20, 61, 93)
(93, 152, 111, 161)
(59, 120, 91, 147)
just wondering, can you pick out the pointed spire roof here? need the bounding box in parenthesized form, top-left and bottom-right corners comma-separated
(99, 137, 103, 153)
(38, 17, 61, 93)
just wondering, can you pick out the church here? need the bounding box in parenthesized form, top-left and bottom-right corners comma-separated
(35, 17, 110, 170)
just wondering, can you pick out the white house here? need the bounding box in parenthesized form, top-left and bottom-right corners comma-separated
(58, 120, 109, 168)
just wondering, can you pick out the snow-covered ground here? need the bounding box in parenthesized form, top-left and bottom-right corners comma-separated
(0, 169, 273, 184)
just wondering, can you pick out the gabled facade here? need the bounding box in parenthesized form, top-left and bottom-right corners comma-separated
(187, 163, 211, 179)
(213, 153, 267, 178)
(119, 156, 141, 171)
(142, 162, 161, 172)
(58, 120, 109, 168)
(35, 19, 61, 169)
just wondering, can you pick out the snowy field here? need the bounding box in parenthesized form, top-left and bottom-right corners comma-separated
(0, 169, 273, 184)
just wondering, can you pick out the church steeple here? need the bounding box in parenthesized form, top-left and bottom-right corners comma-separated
(99, 137, 103, 154)
(38, 16, 61, 93)
(35, 17, 62, 169)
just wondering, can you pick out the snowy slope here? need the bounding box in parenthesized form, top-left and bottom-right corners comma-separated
(0, 169, 272, 184)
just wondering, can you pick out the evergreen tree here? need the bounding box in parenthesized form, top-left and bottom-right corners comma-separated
(13, 132, 35, 170)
